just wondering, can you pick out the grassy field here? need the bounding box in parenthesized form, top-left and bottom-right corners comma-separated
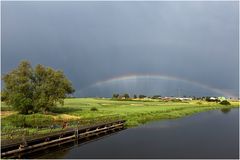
(0, 98, 239, 142)
(1, 98, 239, 130)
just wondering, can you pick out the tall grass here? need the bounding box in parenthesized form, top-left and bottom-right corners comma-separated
(2, 114, 54, 128)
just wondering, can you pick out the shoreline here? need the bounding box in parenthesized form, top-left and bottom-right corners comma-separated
(1, 98, 239, 140)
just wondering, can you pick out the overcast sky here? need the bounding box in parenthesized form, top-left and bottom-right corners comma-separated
(1, 1, 239, 97)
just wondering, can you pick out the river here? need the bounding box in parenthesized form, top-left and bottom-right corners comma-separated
(37, 108, 239, 159)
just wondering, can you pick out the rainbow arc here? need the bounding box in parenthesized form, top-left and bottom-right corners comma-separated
(79, 73, 234, 97)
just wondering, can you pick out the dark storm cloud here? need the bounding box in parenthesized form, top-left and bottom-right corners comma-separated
(1, 1, 238, 97)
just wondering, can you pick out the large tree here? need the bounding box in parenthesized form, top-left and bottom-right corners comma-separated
(2, 61, 74, 114)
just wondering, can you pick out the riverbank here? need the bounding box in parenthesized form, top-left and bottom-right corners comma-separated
(37, 108, 239, 159)
(1, 98, 239, 139)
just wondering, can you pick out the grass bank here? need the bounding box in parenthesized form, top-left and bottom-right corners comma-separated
(1, 98, 239, 139)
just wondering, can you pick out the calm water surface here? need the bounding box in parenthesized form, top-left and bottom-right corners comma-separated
(39, 108, 239, 159)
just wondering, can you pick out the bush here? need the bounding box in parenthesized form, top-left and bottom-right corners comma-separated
(90, 107, 98, 111)
(220, 100, 231, 105)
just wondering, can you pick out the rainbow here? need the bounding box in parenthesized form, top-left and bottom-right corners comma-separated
(79, 73, 234, 97)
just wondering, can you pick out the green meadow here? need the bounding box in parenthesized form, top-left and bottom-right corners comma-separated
(1, 98, 239, 131)
(60, 98, 239, 126)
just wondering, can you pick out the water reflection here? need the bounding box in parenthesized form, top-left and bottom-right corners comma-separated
(38, 108, 239, 159)
(221, 107, 231, 114)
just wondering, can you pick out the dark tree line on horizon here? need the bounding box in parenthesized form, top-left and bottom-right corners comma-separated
(111, 93, 230, 101)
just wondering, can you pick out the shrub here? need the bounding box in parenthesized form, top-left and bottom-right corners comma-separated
(90, 107, 98, 111)
(220, 100, 231, 105)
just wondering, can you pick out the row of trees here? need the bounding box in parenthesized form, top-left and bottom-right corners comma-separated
(112, 94, 215, 99)
(112, 93, 130, 99)
(112, 93, 159, 99)
(2, 61, 75, 114)
(112, 94, 231, 103)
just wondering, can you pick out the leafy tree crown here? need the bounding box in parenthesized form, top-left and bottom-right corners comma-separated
(2, 61, 75, 114)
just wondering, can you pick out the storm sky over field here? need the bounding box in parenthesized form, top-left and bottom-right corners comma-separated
(1, 1, 239, 97)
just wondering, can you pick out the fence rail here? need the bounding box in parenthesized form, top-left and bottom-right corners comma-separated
(1, 119, 126, 158)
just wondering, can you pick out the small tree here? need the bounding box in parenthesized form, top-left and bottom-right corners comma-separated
(220, 100, 231, 105)
(112, 93, 119, 99)
(139, 94, 146, 99)
(123, 93, 130, 99)
(2, 61, 75, 114)
(152, 95, 161, 99)
(133, 94, 137, 99)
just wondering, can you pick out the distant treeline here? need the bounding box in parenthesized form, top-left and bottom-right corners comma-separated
(112, 93, 196, 99)
(111, 93, 231, 101)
